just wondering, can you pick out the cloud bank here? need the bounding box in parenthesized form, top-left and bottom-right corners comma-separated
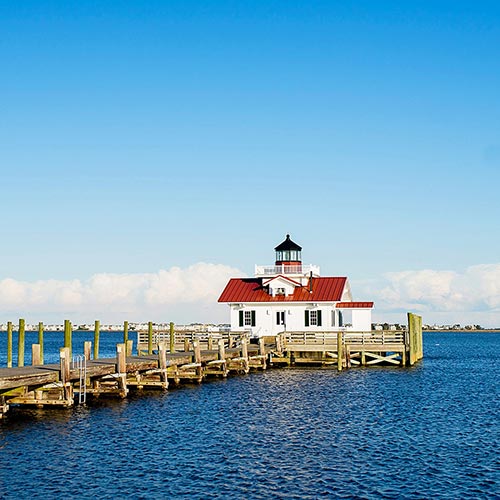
(0, 263, 242, 324)
(1, 263, 499, 327)
(358, 263, 500, 327)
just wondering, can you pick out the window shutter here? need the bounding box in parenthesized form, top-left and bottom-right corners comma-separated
(317, 310, 322, 326)
(251, 310, 256, 327)
(339, 311, 343, 327)
(239, 310, 244, 327)
(276, 312, 280, 325)
(304, 310, 309, 327)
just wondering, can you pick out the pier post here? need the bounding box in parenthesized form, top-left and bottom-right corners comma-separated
(158, 343, 169, 389)
(94, 320, 100, 359)
(7, 321, 13, 368)
(241, 337, 248, 360)
(337, 331, 343, 372)
(126, 339, 133, 357)
(169, 322, 175, 353)
(64, 319, 72, 358)
(148, 321, 153, 355)
(59, 347, 72, 403)
(192, 340, 203, 382)
(38, 322, 44, 365)
(184, 338, 190, 352)
(116, 343, 128, 397)
(218, 338, 226, 361)
(123, 321, 129, 346)
(207, 335, 213, 351)
(18, 318, 25, 367)
(84, 341, 92, 361)
(258, 337, 265, 356)
(32, 344, 41, 366)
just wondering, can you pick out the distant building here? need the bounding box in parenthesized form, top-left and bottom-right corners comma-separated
(218, 234, 373, 337)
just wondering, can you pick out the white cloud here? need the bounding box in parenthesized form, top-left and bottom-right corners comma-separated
(355, 263, 500, 326)
(0, 263, 242, 324)
(2, 262, 499, 327)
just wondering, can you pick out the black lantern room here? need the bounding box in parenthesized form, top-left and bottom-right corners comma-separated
(274, 234, 302, 266)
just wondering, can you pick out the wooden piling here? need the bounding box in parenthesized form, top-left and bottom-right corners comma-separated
(241, 337, 248, 360)
(59, 347, 72, 402)
(126, 339, 133, 357)
(18, 318, 25, 367)
(64, 319, 72, 358)
(38, 322, 44, 365)
(148, 321, 153, 355)
(7, 321, 13, 368)
(94, 320, 100, 360)
(117, 343, 126, 374)
(218, 338, 226, 361)
(258, 337, 265, 356)
(192, 340, 203, 382)
(169, 322, 175, 353)
(193, 340, 202, 364)
(123, 321, 129, 345)
(337, 331, 343, 371)
(84, 341, 92, 361)
(32, 344, 41, 366)
(184, 338, 190, 352)
(207, 335, 213, 351)
(158, 343, 169, 389)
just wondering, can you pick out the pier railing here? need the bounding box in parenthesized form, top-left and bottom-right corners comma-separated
(136, 329, 249, 352)
(283, 330, 406, 351)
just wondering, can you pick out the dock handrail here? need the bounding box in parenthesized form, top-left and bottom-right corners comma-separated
(284, 330, 406, 347)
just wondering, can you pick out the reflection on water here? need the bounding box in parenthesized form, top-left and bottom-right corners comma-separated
(0, 332, 499, 499)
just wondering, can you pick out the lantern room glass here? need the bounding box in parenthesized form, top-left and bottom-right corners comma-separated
(276, 250, 301, 262)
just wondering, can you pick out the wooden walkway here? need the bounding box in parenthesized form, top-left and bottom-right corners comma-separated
(0, 313, 423, 418)
(0, 338, 267, 417)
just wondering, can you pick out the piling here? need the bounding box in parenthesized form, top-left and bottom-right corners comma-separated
(7, 321, 13, 368)
(123, 321, 129, 345)
(18, 319, 26, 367)
(38, 322, 44, 365)
(169, 322, 175, 353)
(148, 322, 153, 355)
(84, 341, 92, 361)
(59, 347, 72, 402)
(64, 320, 72, 358)
(218, 338, 225, 361)
(337, 331, 343, 371)
(126, 339, 133, 357)
(32, 344, 41, 366)
(94, 320, 100, 360)
(158, 343, 169, 389)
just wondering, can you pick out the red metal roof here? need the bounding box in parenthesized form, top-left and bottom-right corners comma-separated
(336, 301, 374, 308)
(218, 277, 347, 303)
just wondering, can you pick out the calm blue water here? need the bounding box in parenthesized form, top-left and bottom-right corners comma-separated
(0, 332, 498, 499)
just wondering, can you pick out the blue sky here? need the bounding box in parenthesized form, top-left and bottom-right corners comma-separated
(1, 1, 499, 325)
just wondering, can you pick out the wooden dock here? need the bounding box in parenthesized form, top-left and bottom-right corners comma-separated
(0, 313, 423, 418)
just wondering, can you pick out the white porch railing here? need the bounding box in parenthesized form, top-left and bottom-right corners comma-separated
(283, 330, 406, 347)
(254, 264, 320, 276)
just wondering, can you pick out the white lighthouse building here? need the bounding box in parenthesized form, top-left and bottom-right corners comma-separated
(218, 234, 374, 337)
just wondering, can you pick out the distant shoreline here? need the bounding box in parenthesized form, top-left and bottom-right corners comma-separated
(423, 329, 500, 333)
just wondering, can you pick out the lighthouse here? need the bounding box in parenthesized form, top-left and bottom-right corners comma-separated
(218, 235, 374, 337)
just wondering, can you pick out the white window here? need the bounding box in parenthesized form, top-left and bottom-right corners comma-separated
(310, 310, 318, 326)
(244, 311, 252, 326)
(305, 309, 322, 327)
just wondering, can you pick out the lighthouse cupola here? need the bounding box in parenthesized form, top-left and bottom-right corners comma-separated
(275, 234, 302, 266)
